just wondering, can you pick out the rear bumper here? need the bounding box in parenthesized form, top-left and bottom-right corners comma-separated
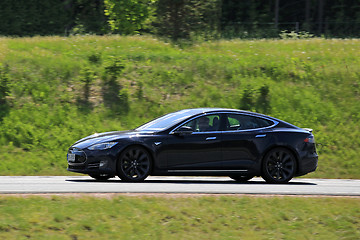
(296, 154, 318, 176)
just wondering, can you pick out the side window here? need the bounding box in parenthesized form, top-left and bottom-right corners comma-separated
(183, 114, 221, 132)
(226, 114, 273, 131)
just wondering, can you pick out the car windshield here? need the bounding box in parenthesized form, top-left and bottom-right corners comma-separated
(136, 109, 198, 131)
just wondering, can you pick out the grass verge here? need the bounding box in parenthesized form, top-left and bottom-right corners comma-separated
(0, 195, 359, 239)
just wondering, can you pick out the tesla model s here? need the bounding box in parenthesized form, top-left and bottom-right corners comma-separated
(67, 108, 318, 183)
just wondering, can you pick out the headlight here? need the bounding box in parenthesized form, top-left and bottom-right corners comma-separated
(87, 142, 118, 150)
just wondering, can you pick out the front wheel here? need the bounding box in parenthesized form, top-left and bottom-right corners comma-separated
(89, 174, 114, 181)
(261, 148, 296, 184)
(229, 175, 254, 182)
(117, 146, 152, 182)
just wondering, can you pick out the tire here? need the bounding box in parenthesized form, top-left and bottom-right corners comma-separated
(229, 175, 254, 182)
(117, 146, 152, 182)
(89, 174, 114, 181)
(261, 148, 297, 184)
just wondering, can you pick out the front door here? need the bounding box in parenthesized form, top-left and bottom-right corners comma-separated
(165, 114, 222, 170)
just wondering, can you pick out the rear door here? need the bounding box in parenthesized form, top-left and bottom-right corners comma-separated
(222, 113, 274, 170)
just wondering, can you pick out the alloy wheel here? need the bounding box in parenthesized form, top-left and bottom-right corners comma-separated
(117, 146, 152, 182)
(262, 148, 296, 183)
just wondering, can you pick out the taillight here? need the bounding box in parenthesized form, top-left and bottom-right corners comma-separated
(304, 135, 315, 143)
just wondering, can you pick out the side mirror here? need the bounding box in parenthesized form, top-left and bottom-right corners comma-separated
(173, 126, 193, 136)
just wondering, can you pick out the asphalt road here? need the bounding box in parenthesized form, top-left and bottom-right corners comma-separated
(0, 176, 360, 196)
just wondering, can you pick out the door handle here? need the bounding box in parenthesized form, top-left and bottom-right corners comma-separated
(255, 134, 266, 138)
(206, 137, 217, 140)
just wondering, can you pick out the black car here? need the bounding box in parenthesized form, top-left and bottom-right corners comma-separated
(67, 108, 318, 183)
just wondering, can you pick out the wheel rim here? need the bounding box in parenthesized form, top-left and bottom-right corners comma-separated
(120, 148, 150, 180)
(265, 150, 295, 181)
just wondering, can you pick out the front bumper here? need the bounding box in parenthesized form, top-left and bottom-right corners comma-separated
(67, 147, 117, 175)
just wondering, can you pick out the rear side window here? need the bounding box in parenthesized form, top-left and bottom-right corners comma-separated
(226, 114, 273, 131)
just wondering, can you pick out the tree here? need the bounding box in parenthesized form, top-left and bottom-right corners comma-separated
(275, 0, 280, 29)
(304, 0, 311, 31)
(71, 0, 108, 34)
(104, 0, 152, 34)
(154, 0, 220, 41)
(317, 0, 325, 34)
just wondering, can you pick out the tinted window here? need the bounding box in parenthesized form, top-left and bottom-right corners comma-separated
(225, 114, 273, 131)
(183, 114, 221, 132)
(136, 109, 198, 131)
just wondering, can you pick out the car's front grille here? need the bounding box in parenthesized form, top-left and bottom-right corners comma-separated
(68, 148, 87, 163)
(75, 155, 86, 163)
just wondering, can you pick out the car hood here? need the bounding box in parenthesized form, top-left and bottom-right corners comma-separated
(71, 130, 154, 149)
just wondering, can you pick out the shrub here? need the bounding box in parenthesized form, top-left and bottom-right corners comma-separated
(0, 64, 10, 104)
(103, 57, 125, 82)
(79, 66, 96, 103)
(240, 86, 255, 111)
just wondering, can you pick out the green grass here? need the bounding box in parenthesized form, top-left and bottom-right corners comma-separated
(0, 195, 359, 239)
(0, 35, 359, 178)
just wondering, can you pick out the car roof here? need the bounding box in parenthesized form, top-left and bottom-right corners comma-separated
(176, 108, 267, 117)
(176, 108, 240, 114)
(176, 108, 295, 127)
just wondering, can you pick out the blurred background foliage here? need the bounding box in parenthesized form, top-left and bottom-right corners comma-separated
(0, 0, 360, 39)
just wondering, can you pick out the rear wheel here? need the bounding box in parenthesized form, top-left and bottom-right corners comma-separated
(262, 148, 296, 184)
(89, 174, 114, 181)
(117, 146, 152, 182)
(229, 175, 254, 182)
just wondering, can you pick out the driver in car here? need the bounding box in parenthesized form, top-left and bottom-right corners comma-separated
(198, 117, 210, 132)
